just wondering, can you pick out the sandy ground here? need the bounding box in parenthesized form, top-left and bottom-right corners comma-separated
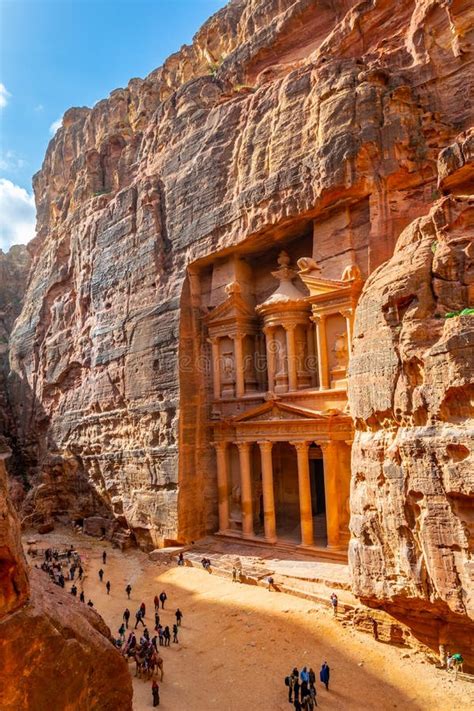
(26, 530, 474, 711)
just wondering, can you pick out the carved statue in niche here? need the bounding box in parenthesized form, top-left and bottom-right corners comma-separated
(330, 331, 348, 388)
(333, 332, 348, 367)
(220, 345, 235, 397)
(229, 483, 242, 528)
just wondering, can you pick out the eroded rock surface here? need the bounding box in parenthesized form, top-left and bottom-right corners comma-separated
(0, 453, 133, 711)
(7, 0, 474, 550)
(348, 188, 474, 666)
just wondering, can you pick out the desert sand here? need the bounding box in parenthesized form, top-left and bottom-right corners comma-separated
(27, 530, 474, 711)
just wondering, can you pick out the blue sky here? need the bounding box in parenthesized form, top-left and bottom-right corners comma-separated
(0, 0, 226, 250)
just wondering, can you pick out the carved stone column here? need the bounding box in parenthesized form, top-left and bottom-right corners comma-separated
(258, 441, 276, 542)
(306, 322, 317, 387)
(213, 441, 230, 532)
(209, 337, 221, 399)
(291, 441, 314, 546)
(263, 326, 276, 393)
(232, 334, 245, 398)
(237, 442, 254, 538)
(314, 315, 329, 390)
(320, 440, 341, 549)
(285, 323, 298, 391)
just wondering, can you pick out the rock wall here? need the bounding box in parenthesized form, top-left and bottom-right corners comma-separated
(0, 449, 133, 710)
(348, 136, 474, 667)
(7, 0, 474, 548)
(0, 246, 31, 499)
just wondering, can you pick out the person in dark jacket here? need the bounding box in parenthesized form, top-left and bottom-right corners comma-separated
(123, 608, 131, 627)
(320, 662, 330, 690)
(159, 591, 167, 609)
(125, 584, 132, 599)
(106, 580, 111, 595)
(175, 608, 183, 626)
(152, 680, 160, 707)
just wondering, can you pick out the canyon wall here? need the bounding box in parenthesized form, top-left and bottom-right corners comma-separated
(0, 447, 133, 710)
(0, 246, 30, 499)
(7, 0, 473, 552)
(348, 139, 474, 667)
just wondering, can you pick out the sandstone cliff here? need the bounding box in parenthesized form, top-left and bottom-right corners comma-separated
(0, 246, 31, 498)
(0, 450, 133, 710)
(348, 138, 474, 667)
(7, 0, 473, 553)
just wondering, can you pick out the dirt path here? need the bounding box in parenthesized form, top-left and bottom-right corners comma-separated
(27, 531, 474, 711)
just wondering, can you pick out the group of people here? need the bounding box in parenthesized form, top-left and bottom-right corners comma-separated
(285, 663, 330, 709)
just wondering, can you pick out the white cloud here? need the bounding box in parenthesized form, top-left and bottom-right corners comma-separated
(0, 83, 11, 109)
(0, 150, 27, 172)
(0, 179, 36, 251)
(49, 116, 63, 135)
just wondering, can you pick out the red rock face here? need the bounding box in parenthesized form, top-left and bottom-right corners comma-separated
(0, 456, 133, 711)
(348, 161, 474, 667)
(6, 0, 474, 552)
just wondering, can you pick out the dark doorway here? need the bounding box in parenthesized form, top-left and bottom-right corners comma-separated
(310, 455, 327, 544)
(310, 459, 325, 514)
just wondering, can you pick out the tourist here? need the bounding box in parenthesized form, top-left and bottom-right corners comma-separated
(78, 565, 83, 580)
(135, 609, 145, 628)
(69, 565, 75, 580)
(159, 591, 167, 609)
(152, 679, 160, 707)
(288, 667, 299, 703)
(125, 583, 132, 599)
(79, 591, 85, 603)
(106, 580, 111, 595)
(143, 627, 150, 641)
(308, 667, 316, 689)
(71, 584, 77, 596)
(118, 623, 126, 641)
(158, 626, 164, 646)
(98, 568, 104, 582)
(300, 667, 309, 684)
(87, 599, 94, 607)
(172, 624, 179, 643)
(285, 672, 293, 703)
(267, 575, 275, 591)
(102, 550, 107, 564)
(232, 566, 237, 582)
(123, 608, 131, 627)
(140, 601, 146, 618)
(320, 662, 330, 690)
(155, 612, 160, 629)
(151, 635, 158, 651)
(163, 626, 171, 646)
(175, 608, 183, 626)
(294, 674, 301, 703)
(154, 594, 159, 611)
(178, 551, 184, 566)
(330, 592, 338, 617)
(301, 680, 309, 704)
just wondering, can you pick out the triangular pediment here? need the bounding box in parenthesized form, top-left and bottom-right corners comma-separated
(231, 400, 329, 423)
(203, 291, 255, 326)
(299, 273, 347, 296)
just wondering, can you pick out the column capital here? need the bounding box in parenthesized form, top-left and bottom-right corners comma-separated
(257, 440, 273, 452)
(283, 322, 297, 332)
(290, 440, 310, 452)
(340, 309, 353, 320)
(262, 325, 276, 336)
(311, 313, 326, 325)
(230, 332, 245, 342)
(208, 336, 220, 346)
(236, 441, 252, 453)
(318, 440, 338, 454)
(211, 440, 228, 451)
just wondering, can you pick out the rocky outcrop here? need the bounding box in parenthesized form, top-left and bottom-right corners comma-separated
(7, 0, 474, 548)
(348, 142, 474, 670)
(0, 246, 30, 497)
(0, 451, 133, 710)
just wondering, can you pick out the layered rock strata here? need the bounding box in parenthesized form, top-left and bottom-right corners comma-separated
(7, 0, 474, 552)
(348, 137, 474, 668)
(0, 246, 31, 499)
(0, 448, 133, 710)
